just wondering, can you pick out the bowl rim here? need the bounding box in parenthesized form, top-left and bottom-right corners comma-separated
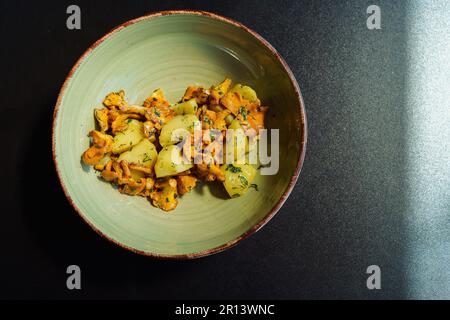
(52, 9, 308, 259)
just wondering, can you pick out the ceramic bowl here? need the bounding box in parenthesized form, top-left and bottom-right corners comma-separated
(52, 10, 307, 258)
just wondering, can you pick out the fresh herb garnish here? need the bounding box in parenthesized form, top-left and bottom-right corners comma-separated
(227, 164, 241, 173)
(154, 109, 161, 117)
(127, 118, 132, 124)
(239, 106, 248, 120)
(238, 175, 248, 187)
(210, 130, 220, 142)
(166, 197, 170, 202)
(143, 153, 151, 162)
(249, 183, 258, 191)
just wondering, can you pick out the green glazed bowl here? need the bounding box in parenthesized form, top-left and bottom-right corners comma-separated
(52, 10, 307, 258)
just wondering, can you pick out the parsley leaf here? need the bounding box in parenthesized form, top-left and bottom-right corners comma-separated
(239, 106, 248, 120)
(226, 164, 241, 173)
(238, 175, 248, 187)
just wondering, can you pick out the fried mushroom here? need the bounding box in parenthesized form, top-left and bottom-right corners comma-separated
(149, 178, 178, 211)
(94, 109, 109, 132)
(176, 175, 198, 195)
(81, 131, 114, 165)
(103, 90, 128, 109)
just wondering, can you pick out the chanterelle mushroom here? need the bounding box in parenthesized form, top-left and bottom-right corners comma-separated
(94, 109, 109, 132)
(110, 114, 140, 134)
(143, 89, 175, 128)
(90, 130, 113, 150)
(120, 105, 148, 116)
(120, 178, 147, 196)
(103, 90, 128, 109)
(194, 163, 225, 182)
(81, 131, 113, 165)
(82, 146, 106, 165)
(176, 175, 198, 195)
(149, 178, 178, 211)
(100, 160, 117, 181)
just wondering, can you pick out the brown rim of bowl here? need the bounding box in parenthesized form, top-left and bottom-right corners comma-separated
(52, 9, 308, 260)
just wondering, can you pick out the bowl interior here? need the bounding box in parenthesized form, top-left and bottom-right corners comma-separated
(54, 12, 304, 257)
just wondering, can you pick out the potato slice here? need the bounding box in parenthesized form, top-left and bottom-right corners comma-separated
(155, 145, 193, 178)
(230, 84, 258, 102)
(171, 98, 198, 115)
(159, 114, 200, 147)
(117, 139, 158, 168)
(112, 119, 145, 154)
(118, 139, 157, 180)
(220, 163, 256, 198)
(220, 84, 258, 115)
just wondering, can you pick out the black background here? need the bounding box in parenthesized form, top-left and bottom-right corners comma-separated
(1, 0, 412, 299)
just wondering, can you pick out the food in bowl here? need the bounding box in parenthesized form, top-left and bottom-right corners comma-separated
(81, 78, 268, 211)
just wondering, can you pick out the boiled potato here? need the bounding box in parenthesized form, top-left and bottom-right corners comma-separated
(171, 103, 184, 115)
(220, 163, 256, 198)
(171, 98, 198, 115)
(220, 84, 257, 115)
(228, 118, 241, 130)
(230, 84, 258, 102)
(159, 114, 200, 147)
(112, 119, 145, 154)
(117, 139, 157, 168)
(118, 139, 157, 180)
(155, 145, 193, 178)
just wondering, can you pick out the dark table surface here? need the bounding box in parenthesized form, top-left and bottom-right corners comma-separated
(1, 0, 449, 299)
